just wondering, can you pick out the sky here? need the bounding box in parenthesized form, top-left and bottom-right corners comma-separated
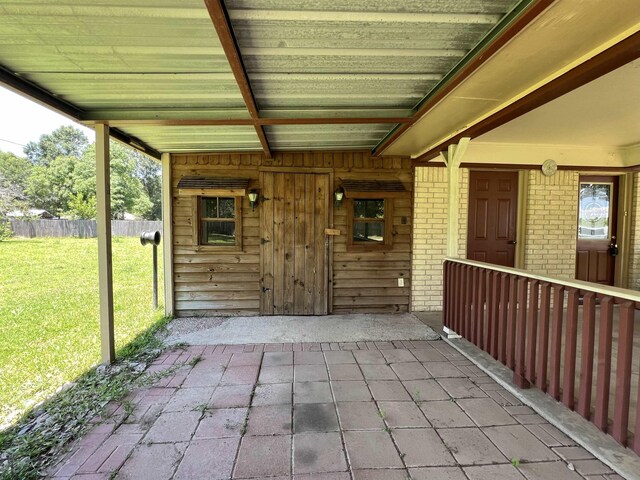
(0, 86, 93, 157)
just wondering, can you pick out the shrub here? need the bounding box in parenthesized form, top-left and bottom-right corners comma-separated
(0, 220, 12, 242)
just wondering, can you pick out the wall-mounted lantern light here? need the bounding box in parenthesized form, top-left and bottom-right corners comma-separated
(334, 186, 345, 208)
(248, 189, 259, 211)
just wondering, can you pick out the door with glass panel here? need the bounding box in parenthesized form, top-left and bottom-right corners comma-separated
(576, 176, 618, 285)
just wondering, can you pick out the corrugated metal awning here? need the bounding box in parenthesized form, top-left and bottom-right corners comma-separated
(177, 176, 250, 196)
(341, 179, 407, 198)
(0, 0, 546, 155)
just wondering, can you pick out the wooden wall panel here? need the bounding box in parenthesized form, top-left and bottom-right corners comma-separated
(171, 151, 412, 317)
(332, 164, 413, 314)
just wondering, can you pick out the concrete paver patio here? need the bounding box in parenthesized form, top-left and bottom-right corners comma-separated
(49, 340, 623, 480)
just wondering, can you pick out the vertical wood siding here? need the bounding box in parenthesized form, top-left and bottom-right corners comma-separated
(171, 151, 412, 317)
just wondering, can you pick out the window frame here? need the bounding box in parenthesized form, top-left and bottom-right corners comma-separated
(193, 195, 243, 251)
(346, 197, 393, 251)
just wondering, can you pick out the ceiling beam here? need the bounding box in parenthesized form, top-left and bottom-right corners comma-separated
(109, 128, 162, 160)
(0, 65, 83, 121)
(414, 30, 640, 163)
(204, 0, 272, 158)
(104, 117, 411, 127)
(371, 0, 556, 157)
(0, 65, 162, 159)
(258, 117, 409, 126)
(424, 162, 640, 172)
(240, 47, 467, 58)
(227, 10, 502, 24)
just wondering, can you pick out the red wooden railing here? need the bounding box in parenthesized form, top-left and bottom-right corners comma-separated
(443, 258, 640, 454)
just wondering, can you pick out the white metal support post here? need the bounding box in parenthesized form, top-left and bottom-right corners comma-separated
(96, 123, 115, 363)
(161, 153, 174, 317)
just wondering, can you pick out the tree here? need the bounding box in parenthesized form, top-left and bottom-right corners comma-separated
(25, 156, 78, 216)
(0, 151, 32, 217)
(0, 151, 32, 192)
(134, 153, 162, 220)
(18, 127, 158, 220)
(79, 142, 153, 220)
(0, 173, 26, 217)
(66, 192, 96, 219)
(24, 126, 89, 167)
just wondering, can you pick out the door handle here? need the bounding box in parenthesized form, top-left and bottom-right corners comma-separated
(508, 240, 517, 245)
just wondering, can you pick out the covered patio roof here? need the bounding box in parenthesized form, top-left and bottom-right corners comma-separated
(1, 0, 638, 159)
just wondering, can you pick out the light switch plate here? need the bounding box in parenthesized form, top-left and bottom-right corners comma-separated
(397, 278, 404, 287)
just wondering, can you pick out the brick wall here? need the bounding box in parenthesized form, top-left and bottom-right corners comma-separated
(458, 169, 469, 258)
(524, 170, 579, 279)
(412, 167, 469, 311)
(413, 168, 583, 311)
(628, 173, 640, 290)
(412, 167, 448, 311)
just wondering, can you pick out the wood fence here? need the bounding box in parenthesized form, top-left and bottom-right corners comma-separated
(443, 257, 640, 454)
(8, 219, 162, 238)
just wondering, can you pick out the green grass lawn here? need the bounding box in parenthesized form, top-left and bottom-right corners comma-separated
(0, 236, 165, 428)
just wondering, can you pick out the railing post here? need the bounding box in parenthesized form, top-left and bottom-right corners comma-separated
(453, 264, 464, 334)
(611, 302, 635, 446)
(525, 279, 540, 384)
(453, 263, 461, 334)
(634, 370, 640, 454)
(577, 292, 596, 419)
(475, 268, 486, 348)
(464, 265, 473, 340)
(497, 273, 509, 364)
(443, 260, 450, 329)
(548, 285, 565, 400)
(471, 267, 479, 345)
(513, 277, 530, 389)
(562, 288, 580, 410)
(488, 271, 500, 358)
(535, 282, 551, 391)
(506, 275, 518, 369)
(484, 270, 492, 350)
(593, 297, 613, 431)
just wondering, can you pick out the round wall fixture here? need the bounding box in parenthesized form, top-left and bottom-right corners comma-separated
(542, 159, 557, 176)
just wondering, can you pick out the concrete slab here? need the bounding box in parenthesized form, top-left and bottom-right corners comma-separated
(293, 432, 347, 475)
(343, 430, 404, 469)
(173, 438, 239, 480)
(166, 313, 439, 345)
(392, 428, 456, 467)
(294, 403, 339, 433)
(234, 435, 291, 478)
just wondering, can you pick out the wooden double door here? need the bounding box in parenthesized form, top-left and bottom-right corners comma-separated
(260, 172, 329, 315)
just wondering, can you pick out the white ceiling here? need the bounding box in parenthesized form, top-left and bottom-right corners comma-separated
(476, 57, 640, 148)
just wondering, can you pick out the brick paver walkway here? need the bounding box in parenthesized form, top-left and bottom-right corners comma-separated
(49, 341, 623, 479)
